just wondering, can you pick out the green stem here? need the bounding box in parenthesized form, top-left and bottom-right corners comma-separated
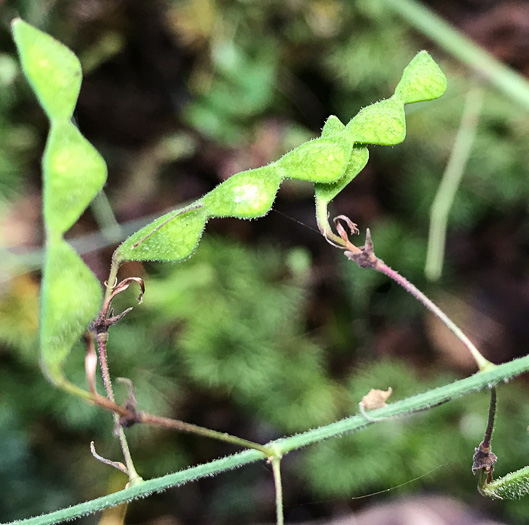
(315, 199, 361, 252)
(117, 427, 143, 486)
(425, 86, 484, 281)
(384, 0, 529, 111)
(104, 257, 120, 302)
(271, 457, 284, 525)
(315, 198, 331, 236)
(141, 413, 273, 456)
(90, 191, 123, 243)
(8, 352, 529, 525)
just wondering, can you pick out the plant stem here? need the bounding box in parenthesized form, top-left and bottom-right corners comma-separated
(88, 333, 270, 456)
(140, 413, 273, 456)
(101, 261, 143, 484)
(425, 85, 484, 281)
(384, 0, 529, 111)
(271, 456, 284, 525)
(483, 387, 497, 449)
(95, 334, 142, 486)
(97, 270, 144, 486)
(315, 199, 361, 253)
(376, 259, 492, 371)
(104, 257, 120, 302)
(472, 387, 498, 487)
(9, 352, 529, 525)
(326, 216, 490, 370)
(90, 191, 123, 243)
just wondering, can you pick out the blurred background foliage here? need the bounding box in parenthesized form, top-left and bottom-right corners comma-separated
(2, 0, 529, 523)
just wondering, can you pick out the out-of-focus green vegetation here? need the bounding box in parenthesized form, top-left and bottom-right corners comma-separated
(3, 0, 529, 523)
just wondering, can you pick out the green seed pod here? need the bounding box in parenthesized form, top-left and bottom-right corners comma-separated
(480, 466, 529, 500)
(345, 96, 406, 146)
(394, 50, 447, 104)
(40, 239, 102, 385)
(12, 18, 82, 120)
(315, 146, 369, 204)
(321, 115, 346, 137)
(43, 121, 107, 235)
(116, 204, 208, 263)
(274, 135, 352, 183)
(204, 166, 282, 219)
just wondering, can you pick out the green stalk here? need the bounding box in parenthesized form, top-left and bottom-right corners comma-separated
(384, 0, 529, 111)
(425, 86, 483, 281)
(98, 260, 141, 486)
(7, 352, 529, 525)
(90, 191, 123, 243)
(271, 457, 284, 525)
(141, 413, 273, 456)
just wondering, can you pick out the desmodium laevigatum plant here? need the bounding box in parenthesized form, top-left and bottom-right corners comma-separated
(8, 17, 529, 525)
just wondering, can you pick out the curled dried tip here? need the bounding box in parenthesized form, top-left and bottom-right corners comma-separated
(90, 441, 129, 474)
(319, 214, 362, 254)
(103, 276, 118, 290)
(109, 277, 145, 304)
(94, 277, 146, 332)
(108, 307, 133, 324)
(333, 215, 359, 239)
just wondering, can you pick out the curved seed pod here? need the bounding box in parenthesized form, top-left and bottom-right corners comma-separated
(43, 120, 107, 235)
(320, 115, 346, 137)
(345, 96, 406, 146)
(274, 134, 352, 183)
(40, 239, 102, 390)
(204, 166, 282, 218)
(480, 466, 529, 500)
(12, 19, 81, 120)
(394, 50, 447, 104)
(345, 51, 446, 146)
(13, 19, 106, 394)
(314, 147, 369, 205)
(117, 52, 447, 264)
(118, 135, 353, 263)
(116, 204, 208, 263)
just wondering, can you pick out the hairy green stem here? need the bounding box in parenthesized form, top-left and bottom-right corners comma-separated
(384, 0, 529, 111)
(141, 413, 273, 456)
(104, 257, 120, 302)
(7, 352, 529, 525)
(315, 199, 357, 250)
(425, 86, 484, 281)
